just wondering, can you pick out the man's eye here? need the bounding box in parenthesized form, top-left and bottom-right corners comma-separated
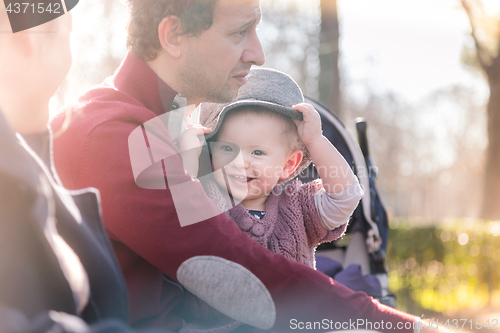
(236, 29, 247, 38)
(222, 145, 233, 152)
(252, 150, 264, 156)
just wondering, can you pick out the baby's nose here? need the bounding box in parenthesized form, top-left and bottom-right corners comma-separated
(230, 153, 247, 169)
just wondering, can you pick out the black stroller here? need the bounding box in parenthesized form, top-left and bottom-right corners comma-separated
(298, 97, 395, 308)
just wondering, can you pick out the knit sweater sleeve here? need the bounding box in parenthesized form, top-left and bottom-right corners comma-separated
(295, 179, 348, 247)
(314, 179, 364, 230)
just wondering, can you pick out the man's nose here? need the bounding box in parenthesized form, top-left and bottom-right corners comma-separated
(242, 31, 265, 66)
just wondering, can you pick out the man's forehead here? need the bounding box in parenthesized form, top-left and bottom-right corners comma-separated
(212, 0, 261, 28)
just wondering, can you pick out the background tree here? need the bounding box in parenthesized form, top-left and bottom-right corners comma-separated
(460, 0, 500, 219)
(258, 0, 320, 100)
(319, 0, 341, 119)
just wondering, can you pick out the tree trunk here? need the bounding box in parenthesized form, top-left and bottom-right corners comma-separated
(319, 0, 341, 118)
(481, 76, 500, 219)
(460, 0, 500, 219)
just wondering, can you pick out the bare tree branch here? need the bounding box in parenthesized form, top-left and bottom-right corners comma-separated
(460, 0, 491, 72)
(491, 19, 500, 72)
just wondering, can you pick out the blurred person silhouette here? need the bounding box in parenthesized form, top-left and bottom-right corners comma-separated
(0, 4, 171, 333)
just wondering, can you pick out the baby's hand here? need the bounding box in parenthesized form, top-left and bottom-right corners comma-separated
(292, 103, 322, 146)
(180, 124, 212, 156)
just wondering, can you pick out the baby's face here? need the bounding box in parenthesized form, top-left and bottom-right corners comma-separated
(211, 110, 292, 205)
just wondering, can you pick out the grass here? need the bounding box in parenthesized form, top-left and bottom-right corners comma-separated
(386, 218, 500, 316)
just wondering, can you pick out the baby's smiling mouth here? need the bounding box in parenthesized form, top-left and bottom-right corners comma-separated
(229, 175, 255, 183)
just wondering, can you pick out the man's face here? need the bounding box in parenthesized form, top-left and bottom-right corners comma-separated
(177, 0, 265, 104)
(43, 13, 73, 98)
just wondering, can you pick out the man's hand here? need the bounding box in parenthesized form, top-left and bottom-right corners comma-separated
(180, 124, 212, 177)
(180, 124, 212, 155)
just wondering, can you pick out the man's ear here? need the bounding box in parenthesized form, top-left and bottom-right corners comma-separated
(158, 16, 183, 58)
(280, 150, 303, 180)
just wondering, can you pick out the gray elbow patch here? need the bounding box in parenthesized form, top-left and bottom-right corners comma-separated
(177, 256, 276, 329)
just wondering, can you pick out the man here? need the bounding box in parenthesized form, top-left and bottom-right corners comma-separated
(49, 0, 437, 332)
(0, 4, 170, 332)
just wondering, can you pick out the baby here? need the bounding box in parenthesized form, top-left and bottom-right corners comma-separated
(182, 68, 363, 266)
(179, 68, 364, 332)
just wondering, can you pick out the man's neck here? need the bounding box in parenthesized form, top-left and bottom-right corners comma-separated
(146, 55, 180, 95)
(186, 99, 202, 110)
(2, 106, 49, 134)
(145, 56, 202, 118)
(183, 103, 198, 120)
(0, 95, 50, 133)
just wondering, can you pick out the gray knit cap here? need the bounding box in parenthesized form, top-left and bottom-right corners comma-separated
(202, 68, 312, 184)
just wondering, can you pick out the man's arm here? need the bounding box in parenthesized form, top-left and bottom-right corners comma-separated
(55, 115, 419, 332)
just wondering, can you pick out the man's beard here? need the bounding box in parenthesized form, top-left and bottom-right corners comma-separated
(177, 61, 250, 104)
(205, 80, 237, 104)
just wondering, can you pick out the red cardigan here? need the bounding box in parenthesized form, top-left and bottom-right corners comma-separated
(50, 52, 418, 332)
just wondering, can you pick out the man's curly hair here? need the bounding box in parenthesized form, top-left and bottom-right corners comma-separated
(126, 0, 219, 61)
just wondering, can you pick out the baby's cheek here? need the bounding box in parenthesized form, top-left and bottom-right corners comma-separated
(251, 166, 263, 178)
(212, 155, 230, 172)
(256, 165, 281, 180)
(212, 169, 226, 188)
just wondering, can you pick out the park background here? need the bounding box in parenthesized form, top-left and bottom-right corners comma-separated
(50, 0, 500, 329)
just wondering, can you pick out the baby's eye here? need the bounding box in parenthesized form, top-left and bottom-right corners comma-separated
(252, 150, 264, 156)
(221, 145, 233, 152)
